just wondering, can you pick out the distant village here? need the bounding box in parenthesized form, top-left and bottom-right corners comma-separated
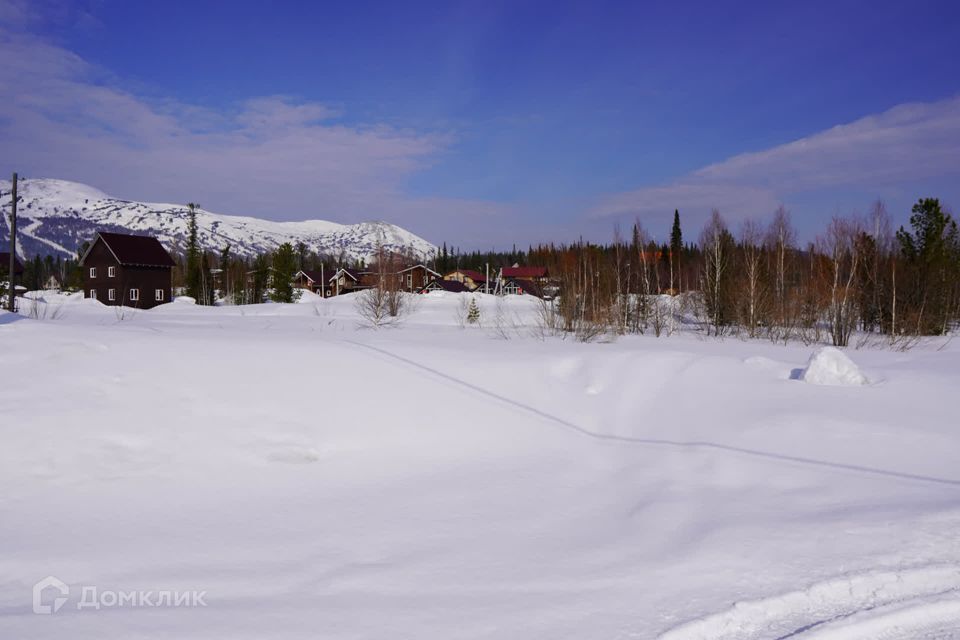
(2, 230, 556, 312)
(4, 195, 959, 346)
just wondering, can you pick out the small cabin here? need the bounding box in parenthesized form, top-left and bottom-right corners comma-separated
(79, 232, 175, 309)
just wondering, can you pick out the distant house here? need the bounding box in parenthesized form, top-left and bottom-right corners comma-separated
(501, 266, 549, 283)
(443, 269, 487, 291)
(321, 263, 440, 296)
(79, 232, 175, 309)
(44, 275, 61, 291)
(396, 264, 440, 292)
(420, 279, 469, 294)
(501, 278, 544, 298)
(328, 267, 372, 295)
(294, 269, 331, 296)
(496, 265, 551, 298)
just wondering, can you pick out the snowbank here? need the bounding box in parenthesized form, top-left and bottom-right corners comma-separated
(799, 346, 869, 386)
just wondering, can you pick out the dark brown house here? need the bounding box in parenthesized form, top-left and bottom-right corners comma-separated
(397, 264, 440, 292)
(328, 267, 373, 295)
(79, 232, 175, 309)
(294, 269, 331, 295)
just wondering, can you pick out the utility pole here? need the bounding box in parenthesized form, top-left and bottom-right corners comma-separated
(7, 172, 17, 312)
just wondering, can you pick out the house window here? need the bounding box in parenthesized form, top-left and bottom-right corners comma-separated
(108, 288, 116, 301)
(89, 267, 96, 278)
(155, 289, 164, 301)
(89, 289, 97, 300)
(108, 266, 116, 278)
(407, 274, 413, 287)
(129, 288, 140, 301)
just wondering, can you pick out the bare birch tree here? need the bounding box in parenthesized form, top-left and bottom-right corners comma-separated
(700, 209, 732, 336)
(820, 216, 863, 347)
(738, 219, 768, 338)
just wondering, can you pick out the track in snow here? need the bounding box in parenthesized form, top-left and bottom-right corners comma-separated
(19, 218, 73, 257)
(657, 565, 960, 639)
(342, 340, 960, 489)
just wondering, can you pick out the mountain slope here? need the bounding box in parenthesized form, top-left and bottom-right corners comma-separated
(0, 178, 437, 261)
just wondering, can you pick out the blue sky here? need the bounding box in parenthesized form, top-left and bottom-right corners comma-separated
(2, 0, 959, 247)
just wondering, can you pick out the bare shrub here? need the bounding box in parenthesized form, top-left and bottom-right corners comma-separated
(355, 287, 410, 328)
(818, 216, 863, 347)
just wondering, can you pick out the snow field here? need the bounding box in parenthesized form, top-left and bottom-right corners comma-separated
(1, 291, 959, 638)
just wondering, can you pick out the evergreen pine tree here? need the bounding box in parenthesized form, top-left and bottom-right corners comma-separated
(295, 242, 308, 270)
(896, 198, 960, 334)
(185, 203, 202, 301)
(270, 242, 299, 303)
(670, 209, 682, 293)
(466, 297, 480, 324)
(251, 254, 271, 303)
(219, 244, 232, 303)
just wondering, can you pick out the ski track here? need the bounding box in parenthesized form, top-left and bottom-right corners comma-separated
(341, 339, 960, 489)
(657, 566, 960, 639)
(342, 339, 960, 638)
(19, 218, 73, 257)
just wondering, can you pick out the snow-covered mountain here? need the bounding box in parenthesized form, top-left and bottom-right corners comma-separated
(0, 178, 437, 261)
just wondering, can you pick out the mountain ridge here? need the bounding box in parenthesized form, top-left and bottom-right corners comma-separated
(0, 178, 437, 262)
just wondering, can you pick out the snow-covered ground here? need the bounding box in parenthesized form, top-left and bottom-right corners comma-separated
(1, 292, 959, 639)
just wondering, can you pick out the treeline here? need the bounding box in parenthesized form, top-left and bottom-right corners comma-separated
(14, 197, 960, 344)
(17, 254, 81, 291)
(504, 198, 958, 344)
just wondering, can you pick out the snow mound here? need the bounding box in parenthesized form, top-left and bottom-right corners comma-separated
(799, 347, 868, 386)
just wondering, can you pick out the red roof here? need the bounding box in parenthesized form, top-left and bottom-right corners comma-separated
(85, 232, 176, 268)
(454, 269, 487, 282)
(502, 266, 547, 278)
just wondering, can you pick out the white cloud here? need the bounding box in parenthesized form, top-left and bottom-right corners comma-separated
(0, 19, 511, 243)
(590, 96, 960, 228)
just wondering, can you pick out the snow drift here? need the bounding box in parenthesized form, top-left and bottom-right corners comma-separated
(799, 346, 869, 386)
